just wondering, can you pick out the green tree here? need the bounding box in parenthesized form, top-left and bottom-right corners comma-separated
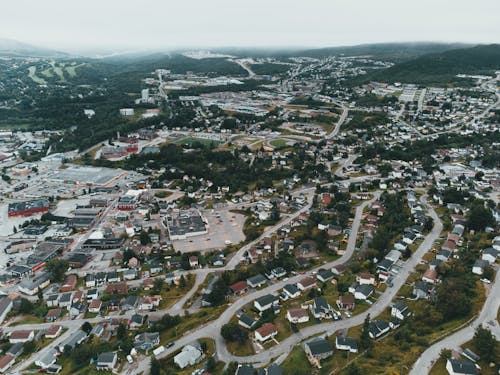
(467, 202, 494, 231)
(206, 356, 216, 372)
(139, 231, 152, 245)
(360, 314, 372, 349)
(474, 327, 497, 362)
(150, 358, 161, 375)
(81, 321, 93, 334)
(45, 259, 69, 282)
(152, 278, 165, 294)
(117, 323, 127, 340)
(19, 298, 34, 314)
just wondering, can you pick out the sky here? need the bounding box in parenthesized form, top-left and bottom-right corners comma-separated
(1, 0, 500, 53)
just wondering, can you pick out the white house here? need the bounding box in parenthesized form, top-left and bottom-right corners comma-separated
(286, 308, 309, 324)
(9, 330, 34, 344)
(254, 294, 278, 313)
(335, 336, 358, 353)
(445, 358, 478, 375)
(391, 301, 412, 320)
(481, 248, 498, 264)
(174, 343, 202, 369)
(354, 284, 374, 300)
(254, 323, 278, 342)
(472, 259, 488, 275)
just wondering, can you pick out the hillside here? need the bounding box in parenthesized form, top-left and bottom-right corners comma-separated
(0, 38, 68, 57)
(349, 44, 500, 86)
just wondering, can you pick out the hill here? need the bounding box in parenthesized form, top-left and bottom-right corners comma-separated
(0, 38, 68, 57)
(349, 44, 500, 86)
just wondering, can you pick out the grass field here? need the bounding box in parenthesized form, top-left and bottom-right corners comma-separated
(28, 66, 46, 84)
(173, 136, 222, 147)
(270, 139, 289, 148)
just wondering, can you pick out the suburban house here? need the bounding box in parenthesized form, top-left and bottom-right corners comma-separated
(173, 342, 203, 369)
(481, 247, 498, 264)
(89, 299, 102, 313)
(254, 323, 278, 342)
(311, 297, 333, 319)
(247, 274, 267, 288)
(337, 295, 355, 310)
(356, 272, 376, 285)
(0, 298, 13, 324)
(297, 276, 317, 291)
(317, 269, 335, 283)
(238, 314, 257, 329)
(286, 308, 310, 324)
(304, 337, 334, 368)
(368, 320, 390, 338)
(45, 325, 62, 339)
(282, 284, 301, 299)
(0, 355, 15, 373)
(391, 301, 412, 320)
(445, 358, 478, 375)
(96, 352, 117, 371)
(335, 336, 358, 353)
(229, 281, 248, 296)
(354, 284, 374, 300)
(254, 294, 279, 313)
(472, 259, 488, 275)
(134, 332, 160, 351)
(58, 330, 87, 352)
(9, 330, 34, 344)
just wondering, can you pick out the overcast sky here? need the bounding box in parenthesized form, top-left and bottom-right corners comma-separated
(2, 0, 499, 52)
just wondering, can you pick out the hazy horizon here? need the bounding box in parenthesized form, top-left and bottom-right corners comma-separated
(1, 0, 499, 54)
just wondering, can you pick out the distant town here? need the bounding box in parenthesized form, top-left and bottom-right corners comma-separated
(0, 42, 498, 375)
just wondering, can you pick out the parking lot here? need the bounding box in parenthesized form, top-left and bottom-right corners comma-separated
(172, 208, 246, 253)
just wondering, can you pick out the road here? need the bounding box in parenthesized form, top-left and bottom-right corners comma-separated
(410, 268, 500, 375)
(326, 102, 348, 139)
(148, 194, 441, 369)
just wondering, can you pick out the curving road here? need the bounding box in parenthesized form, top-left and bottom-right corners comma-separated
(410, 268, 500, 375)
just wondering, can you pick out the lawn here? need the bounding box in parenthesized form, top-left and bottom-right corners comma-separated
(28, 65, 46, 84)
(173, 137, 222, 147)
(270, 139, 288, 148)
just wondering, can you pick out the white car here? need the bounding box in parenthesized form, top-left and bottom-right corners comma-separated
(480, 278, 491, 284)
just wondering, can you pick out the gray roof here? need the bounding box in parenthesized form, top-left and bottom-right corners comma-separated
(247, 274, 267, 285)
(97, 352, 116, 364)
(447, 359, 478, 374)
(239, 314, 257, 327)
(336, 336, 357, 350)
(255, 294, 277, 307)
(305, 337, 333, 356)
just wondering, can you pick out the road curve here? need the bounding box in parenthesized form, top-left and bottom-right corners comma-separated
(410, 268, 500, 375)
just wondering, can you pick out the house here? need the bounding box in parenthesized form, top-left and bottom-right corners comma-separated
(238, 314, 257, 329)
(45, 325, 62, 339)
(317, 269, 334, 283)
(134, 332, 160, 351)
(69, 301, 86, 319)
(58, 330, 87, 352)
(286, 308, 310, 324)
(0, 355, 15, 373)
(413, 281, 434, 299)
(58, 292, 73, 308)
(60, 274, 77, 292)
(123, 269, 137, 280)
(442, 240, 457, 253)
(129, 314, 145, 329)
(437, 249, 452, 262)
(391, 301, 412, 320)
(297, 276, 317, 291)
(385, 249, 402, 263)
(260, 363, 284, 375)
(229, 281, 248, 296)
(189, 256, 199, 268)
(236, 364, 255, 375)
(122, 296, 142, 311)
(45, 308, 62, 322)
(6, 343, 23, 358)
(354, 284, 374, 300)
(18, 273, 51, 295)
(336, 295, 355, 310)
(89, 299, 102, 313)
(368, 320, 390, 338)
(356, 272, 376, 285)
(445, 358, 478, 375)
(247, 274, 267, 288)
(106, 271, 120, 283)
(271, 267, 287, 279)
(0, 298, 13, 324)
(85, 274, 96, 288)
(96, 352, 117, 371)
(128, 257, 140, 269)
(9, 330, 34, 344)
(472, 259, 488, 275)
(173, 342, 203, 369)
(254, 294, 279, 313)
(332, 264, 347, 275)
(282, 284, 300, 299)
(304, 337, 333, 368)
(335, 336, 358, 353)
(376, 258, 395, 273)
(255, 323, 278, 342)
(311, 297, 333, 319)
(403, 232, 417, 244)
(422, 268, 438, 284)
(91, 324, 105, 337)
(481, 247, 499, 264)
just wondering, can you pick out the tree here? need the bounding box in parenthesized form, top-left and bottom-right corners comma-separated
(221, 323, 248, 344)
(81, 321, 93, 334)
(19, 298, 34, 314)
(179, 275, 186, 289)
(150, 358, 161, 375)
(360, 314, 372, 349)
(474, 327, 497, 362)
(152, 278, 165, 294)
(206, 356, 216, 372)
(424, 217, 434, 232)
(440, 348, 452, 359)
(436, 278, 472, 320)
(140, 231, 152, 245)
(467, 202, 494, 231)
(45, 259, 69, 282)
(117, 323, 127, 340)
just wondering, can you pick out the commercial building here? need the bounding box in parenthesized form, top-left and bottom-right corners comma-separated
(8, 199, 49, 217)
(165, 209, 208, 240)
